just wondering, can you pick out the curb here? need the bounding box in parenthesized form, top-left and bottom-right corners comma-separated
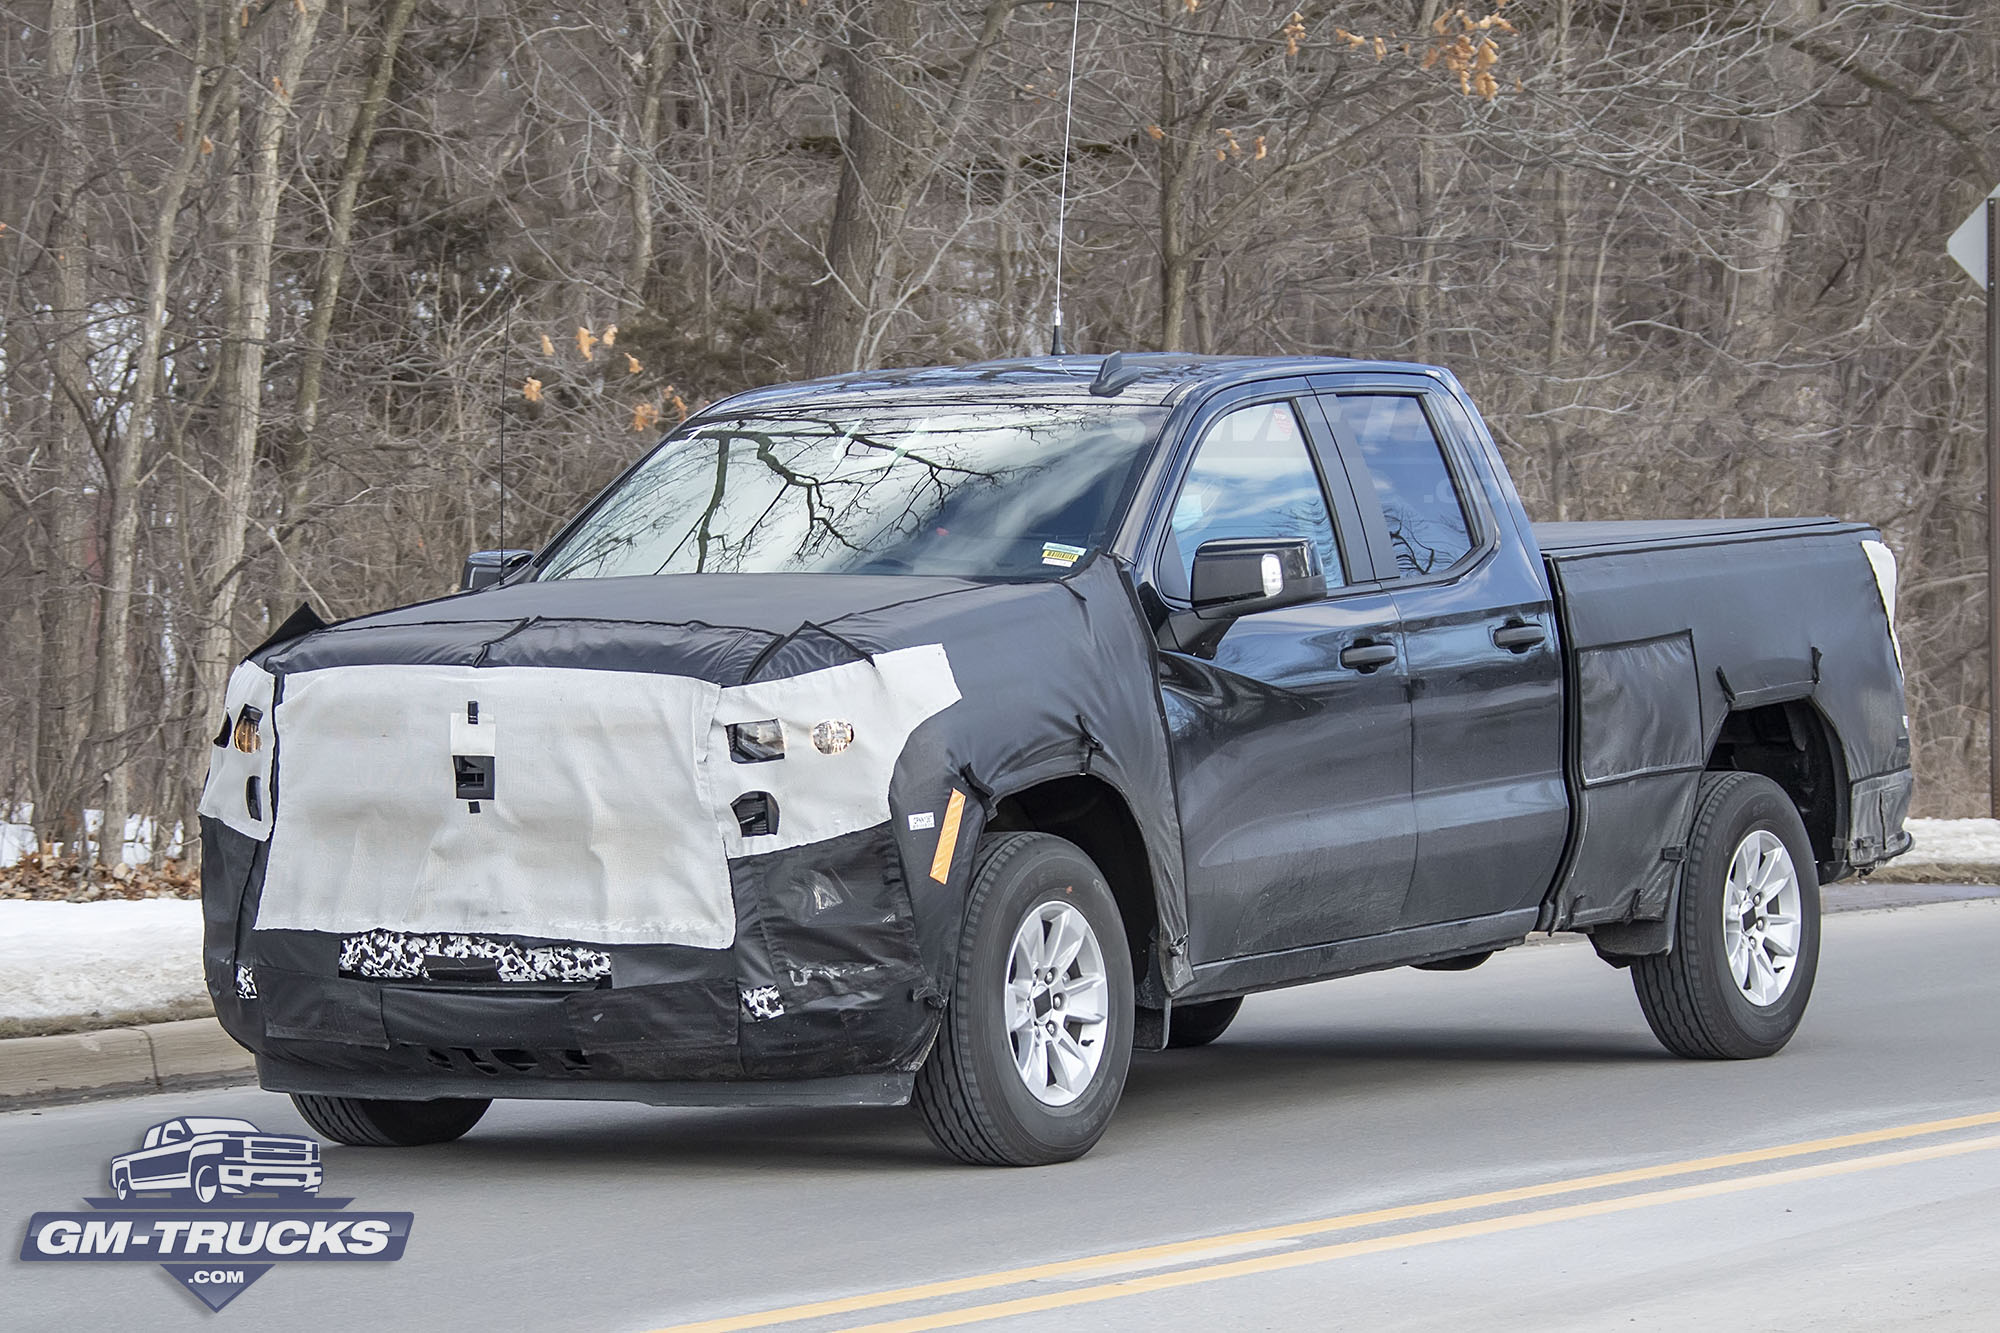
(0, 1018, 253, 1109)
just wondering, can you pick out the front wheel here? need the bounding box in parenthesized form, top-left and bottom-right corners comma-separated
(1632, 771, 1822, 1059)
(191, 1163, 220, 1205)
(290, 1094, 490, 1147)
(914, 832, 1134, 1166)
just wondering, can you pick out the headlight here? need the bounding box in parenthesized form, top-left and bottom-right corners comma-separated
(727, 719, 785, 764)
(232, 706, 263, 754)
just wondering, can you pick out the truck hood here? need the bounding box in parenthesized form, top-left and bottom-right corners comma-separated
(255, 572, 1001, 685)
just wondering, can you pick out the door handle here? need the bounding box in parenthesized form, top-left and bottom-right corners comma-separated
(1492, 621, 1547, 652)
(1340, 641, 1398, 672)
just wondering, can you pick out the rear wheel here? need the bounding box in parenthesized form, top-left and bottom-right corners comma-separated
(1632, 771, 1821, 1059)
(290, 1094, 490, 1147)
(1165, 997, 1242, 1048)
(914, 833, 1134, 1165)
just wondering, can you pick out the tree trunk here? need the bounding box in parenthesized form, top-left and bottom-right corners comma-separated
(804, 1, 926, 377)
(1531, 0, 1576, 522)
(195, 0, 328, 731)
(91, 12, 225, 864)
(1733, 0, 1820, 358)
(34, 0, 96, 856)
(276, 0, 416, 615)
(624, 0, 677, 307)
(803, 0, 1009, 376)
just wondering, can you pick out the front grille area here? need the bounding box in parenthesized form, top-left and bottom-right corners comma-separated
(340, 930, 611, 983)
(422, 1046, 597, 1078)
(246, 1138, 314, 1160)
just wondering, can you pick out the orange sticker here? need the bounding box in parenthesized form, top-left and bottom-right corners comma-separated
(929, 788, 967, 884)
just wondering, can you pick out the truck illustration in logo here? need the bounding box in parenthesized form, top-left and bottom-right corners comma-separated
(22, 1113, 407, 1312)
(108, 1118, 322, 1205)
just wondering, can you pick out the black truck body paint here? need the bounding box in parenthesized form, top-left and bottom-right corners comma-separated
(199, 355, 1912, 1106)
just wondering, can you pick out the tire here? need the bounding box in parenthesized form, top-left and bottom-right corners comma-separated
(1632, 771, 1822, 1059)
(111, 1169, 131, 1201)
(290, 1094, 491, 1147)
(913, 832, 1135, 1166)
(1165, 997, 1242, 1048)
(191, 1163, 220, 1205)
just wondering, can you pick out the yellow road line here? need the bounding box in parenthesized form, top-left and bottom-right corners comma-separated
(645, 1109, 2000, 1333)
(830, 1132, 2000, 1333)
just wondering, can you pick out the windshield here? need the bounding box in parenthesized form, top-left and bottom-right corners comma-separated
(536, 402, 1164, 580)
(182, 1118, 258, 1134)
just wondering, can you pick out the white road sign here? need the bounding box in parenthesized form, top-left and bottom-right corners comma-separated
(1949, 182, 2000, 288)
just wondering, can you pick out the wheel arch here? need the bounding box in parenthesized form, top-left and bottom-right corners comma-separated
(984, 774, 1161, 991)
(1593, 702, 1846, 963)
(1707, 699, 1850, 882)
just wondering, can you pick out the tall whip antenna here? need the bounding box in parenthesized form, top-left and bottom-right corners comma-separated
(1049, 0, 1083, 356)
(498, 316, 509, 552)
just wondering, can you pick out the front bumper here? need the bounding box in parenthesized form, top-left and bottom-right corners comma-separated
(220, 1162, 323, 1191)
(207, 821, 955, 1098)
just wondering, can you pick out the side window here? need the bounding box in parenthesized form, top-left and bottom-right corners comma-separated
(1158, 399, 1343, 600)
(1331, 394, 1475, 578)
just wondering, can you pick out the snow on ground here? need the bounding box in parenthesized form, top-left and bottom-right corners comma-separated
(0, 900, 205, 1024)
(1, 810, 183, 868)
(1900, 818, 2000, 864)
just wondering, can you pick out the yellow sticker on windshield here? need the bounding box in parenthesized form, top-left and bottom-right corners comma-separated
(1041, 542, 1086, 568)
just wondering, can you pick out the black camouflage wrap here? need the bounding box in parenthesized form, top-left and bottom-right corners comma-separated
(200, 555, 1185, 1098)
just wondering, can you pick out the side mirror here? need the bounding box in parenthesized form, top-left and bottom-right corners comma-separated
(460, 549, 533, 592)
(1189, 537, 1327, 621)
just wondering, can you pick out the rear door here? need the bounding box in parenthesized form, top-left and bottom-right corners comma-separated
(1310, 379, 1567, 928)
(1148, 381, 1417, 962)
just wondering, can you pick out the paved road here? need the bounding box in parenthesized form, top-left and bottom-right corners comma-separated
(7, 898, 1998, 1332)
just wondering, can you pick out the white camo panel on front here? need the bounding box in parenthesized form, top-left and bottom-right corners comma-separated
(239, 646, 962, 948)
(709, 644, 962, 858)
(197, 661, 278, 840)
(257, 664, 731, 947)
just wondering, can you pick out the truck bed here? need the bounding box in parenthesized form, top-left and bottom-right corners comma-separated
(1533, 515, 1909, 933)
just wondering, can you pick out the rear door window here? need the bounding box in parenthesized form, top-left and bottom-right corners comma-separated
(1326, 394, 1475, 578)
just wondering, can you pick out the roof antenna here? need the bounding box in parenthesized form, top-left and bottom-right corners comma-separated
(498, 314, 510, 552)
(1049, 0, 1083, 357)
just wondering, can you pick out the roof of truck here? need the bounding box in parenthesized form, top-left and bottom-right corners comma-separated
(696, 354, 1451, 416)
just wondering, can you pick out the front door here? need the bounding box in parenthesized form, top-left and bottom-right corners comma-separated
(1151, 387, 1418, 964)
